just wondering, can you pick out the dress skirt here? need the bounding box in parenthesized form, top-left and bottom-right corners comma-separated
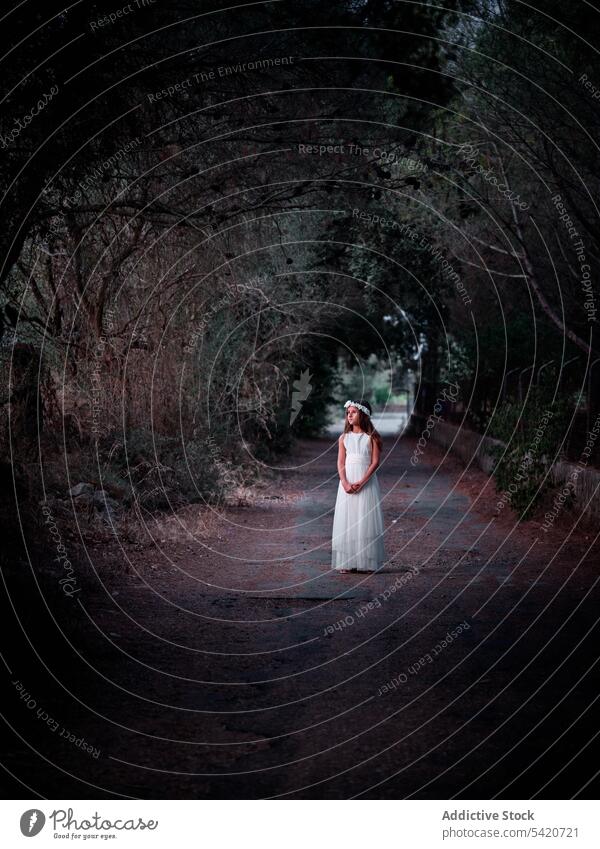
(332, 432, 385, 571)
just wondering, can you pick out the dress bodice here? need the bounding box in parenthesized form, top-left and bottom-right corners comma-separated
(343, 431, 372, 462)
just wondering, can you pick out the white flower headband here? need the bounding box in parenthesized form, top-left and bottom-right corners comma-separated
(344, 399, 370, 416)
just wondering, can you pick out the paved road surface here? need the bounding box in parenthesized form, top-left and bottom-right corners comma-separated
(3, 434, 599, 799)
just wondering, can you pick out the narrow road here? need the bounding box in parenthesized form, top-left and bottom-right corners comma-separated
(4, 434, 600, 799)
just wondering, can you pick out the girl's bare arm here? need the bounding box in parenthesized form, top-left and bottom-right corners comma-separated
(337, 435, 353, 491)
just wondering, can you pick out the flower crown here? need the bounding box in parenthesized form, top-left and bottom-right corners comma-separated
(344, 399, 371, 417)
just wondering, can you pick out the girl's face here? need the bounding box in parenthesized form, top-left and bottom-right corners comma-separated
(347, 406, 360, 427)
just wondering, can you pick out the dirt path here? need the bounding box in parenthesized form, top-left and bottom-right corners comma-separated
(4, 435, 600, 799)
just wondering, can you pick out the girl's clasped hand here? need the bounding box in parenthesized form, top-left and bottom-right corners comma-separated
(343, 480, 365, 494)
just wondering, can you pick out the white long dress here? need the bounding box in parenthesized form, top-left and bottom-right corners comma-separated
(332, 431, 386, 571)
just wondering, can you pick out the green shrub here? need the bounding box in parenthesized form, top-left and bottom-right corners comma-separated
(96, 430, 228, 510)
(488, 388, 573, 518)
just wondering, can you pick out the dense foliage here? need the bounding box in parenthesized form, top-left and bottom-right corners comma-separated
(1, 1, 598, 522)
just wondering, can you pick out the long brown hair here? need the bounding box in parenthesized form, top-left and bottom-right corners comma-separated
(343, 400, 383, 450)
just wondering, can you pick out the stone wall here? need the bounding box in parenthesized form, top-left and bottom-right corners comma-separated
(409, 414, 600, 522)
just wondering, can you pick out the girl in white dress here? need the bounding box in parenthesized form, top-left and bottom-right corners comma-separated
(332, 399, 386, 573)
